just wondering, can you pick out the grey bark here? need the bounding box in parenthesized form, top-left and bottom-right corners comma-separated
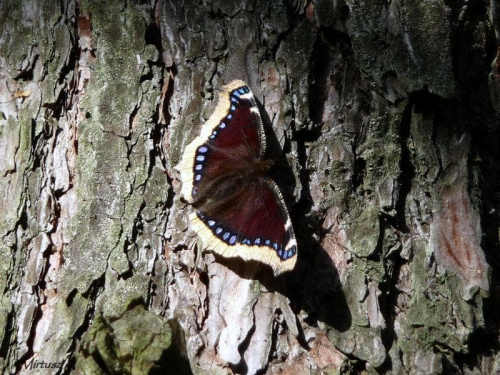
(0, 0, 498, 374)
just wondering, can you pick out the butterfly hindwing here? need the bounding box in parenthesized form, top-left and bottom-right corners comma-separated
(176, 80, 297, 275)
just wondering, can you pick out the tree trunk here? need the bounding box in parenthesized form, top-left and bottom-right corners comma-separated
(0, 0, 498, 374)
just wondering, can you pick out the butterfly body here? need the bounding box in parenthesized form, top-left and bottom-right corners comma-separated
(176, 80, 297, 275)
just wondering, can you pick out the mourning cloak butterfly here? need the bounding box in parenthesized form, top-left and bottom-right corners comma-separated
(176, 80, 297, 275)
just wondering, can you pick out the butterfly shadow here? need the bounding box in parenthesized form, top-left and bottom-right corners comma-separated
(210, 241, 352, 335)
(259, 239, 352, 334)
(253, 98, 352, 333)
(292, 240, 352, 333)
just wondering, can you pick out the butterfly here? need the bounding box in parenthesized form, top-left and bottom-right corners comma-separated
(176, 80, 297, 275)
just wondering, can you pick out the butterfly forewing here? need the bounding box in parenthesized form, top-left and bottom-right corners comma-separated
(192, 88, 263, 204)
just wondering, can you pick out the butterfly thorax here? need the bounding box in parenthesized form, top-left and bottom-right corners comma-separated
(248, 158, 273, 177)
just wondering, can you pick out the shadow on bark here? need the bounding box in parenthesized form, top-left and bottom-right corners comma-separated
(212, 239, 352, 335)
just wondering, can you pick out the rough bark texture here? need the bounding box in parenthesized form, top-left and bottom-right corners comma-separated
(0, 0, 499, 374)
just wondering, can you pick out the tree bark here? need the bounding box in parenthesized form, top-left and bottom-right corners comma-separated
(0, 0, 498, 374)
